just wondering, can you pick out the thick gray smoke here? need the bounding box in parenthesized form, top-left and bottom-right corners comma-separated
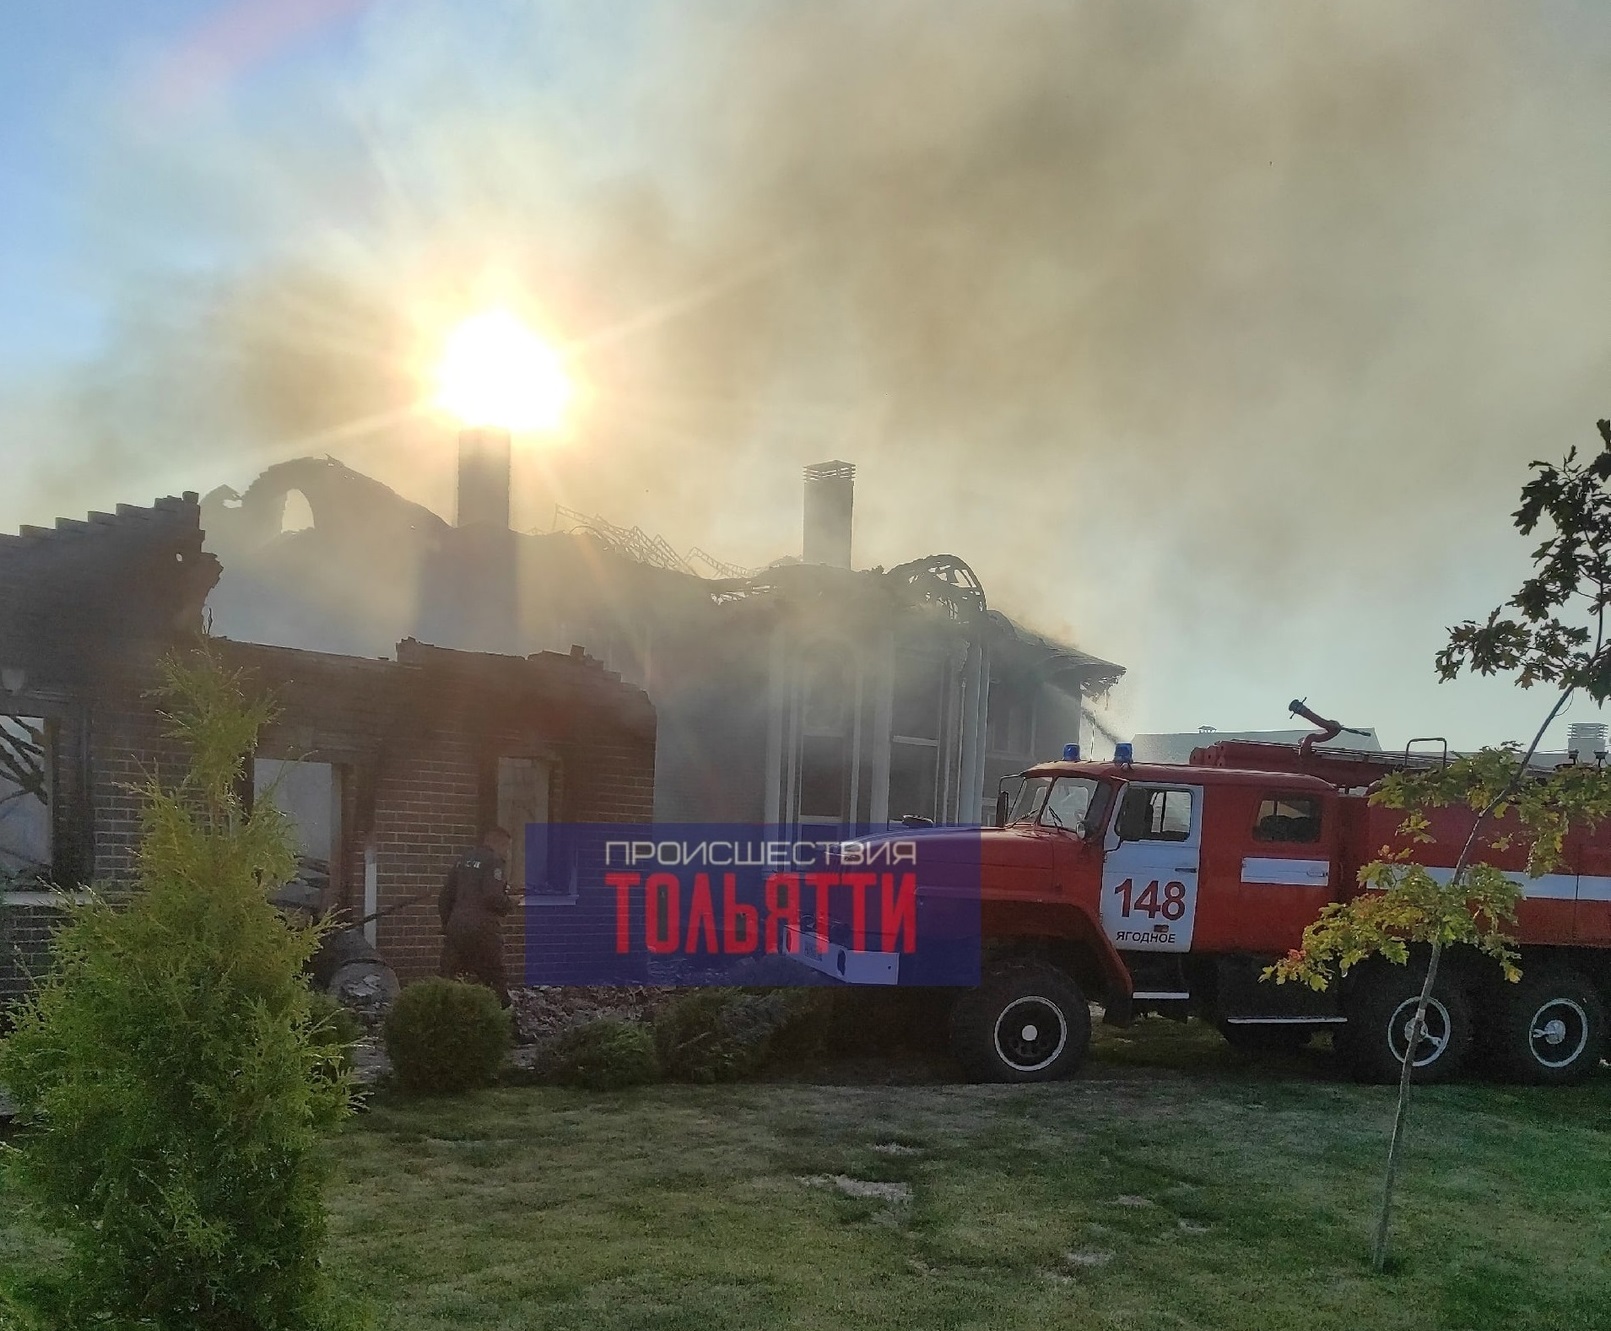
(7, 0, 1611, 743)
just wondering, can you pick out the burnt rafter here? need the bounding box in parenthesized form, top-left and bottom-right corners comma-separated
(986, 609, 1124, 697)
(886, 554, 988, 626)
(705, 554, 987, 626)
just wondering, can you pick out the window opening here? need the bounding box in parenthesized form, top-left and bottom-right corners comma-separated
(0, 714, 52, 884)
(499, 756, 556, 893)
(1118, 787, 1193, 842)
(1253, 795, 1322, 844)
(889, 655, 946, 823)
(253, 758, 339, 906)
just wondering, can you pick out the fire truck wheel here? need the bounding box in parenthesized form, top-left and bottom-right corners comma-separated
(1339, 969, 1472, 1084)
(949, 963, 1091, 1083)
(1493, 970, 1608, 1085)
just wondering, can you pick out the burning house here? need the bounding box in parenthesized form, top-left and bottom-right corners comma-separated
(0, 494, 655, 1000)
(201, 451, 1123, 830)
(0, 437, 1120, 1004)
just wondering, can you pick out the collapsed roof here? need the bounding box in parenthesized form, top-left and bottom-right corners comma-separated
(197, 455, 1124, 696)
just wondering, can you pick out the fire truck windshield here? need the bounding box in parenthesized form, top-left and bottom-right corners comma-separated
(1008, 776, 1109, 834)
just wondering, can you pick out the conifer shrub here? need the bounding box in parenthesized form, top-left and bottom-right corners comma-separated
(765, 987, 836, 1062)
(307, 988, 364, 1076)
(0, 646, 359, 1331)
(544, 1018, 659, 1089)
(653, 988, 825, 1082)
(382, 978, 509, 1094)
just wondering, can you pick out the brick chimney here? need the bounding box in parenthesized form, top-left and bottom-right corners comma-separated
(803, 460, 854, 568)
(457, 428, 512, 528)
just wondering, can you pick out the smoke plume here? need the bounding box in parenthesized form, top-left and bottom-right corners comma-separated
(6, 0, 1611, 743)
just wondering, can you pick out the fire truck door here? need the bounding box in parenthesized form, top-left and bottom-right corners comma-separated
(1571, 826, 1611, 944)
(1100, 784, 1202, 952)
(1578, 875, 1611, 944)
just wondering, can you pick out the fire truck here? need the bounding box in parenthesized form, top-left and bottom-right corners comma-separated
(940, 706, 1611, 1086)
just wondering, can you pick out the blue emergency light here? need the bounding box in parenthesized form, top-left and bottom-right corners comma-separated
(1062, 743, 1080, 761)
(1114, 742, 1134, 765)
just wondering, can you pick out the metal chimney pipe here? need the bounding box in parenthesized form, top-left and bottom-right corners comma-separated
(803, 460, 854, 568)
(457, 428, 512, 528)
(1568, 722, 1608, 764)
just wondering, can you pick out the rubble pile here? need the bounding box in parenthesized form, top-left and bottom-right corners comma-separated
(510, 985, 669, 1042)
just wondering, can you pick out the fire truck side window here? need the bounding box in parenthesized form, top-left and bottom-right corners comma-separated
(1117, 787, 1192, 842)
(1253, 795, 1322, 844)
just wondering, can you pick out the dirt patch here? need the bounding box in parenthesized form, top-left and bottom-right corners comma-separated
(798, 1174, 913, 1204)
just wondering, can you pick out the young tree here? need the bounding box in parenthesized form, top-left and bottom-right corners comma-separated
(0, 646, 359, 1329)
(1272, 418, 1611, 1273)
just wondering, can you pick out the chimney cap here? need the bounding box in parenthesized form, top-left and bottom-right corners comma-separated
(804, 460, 855, 482)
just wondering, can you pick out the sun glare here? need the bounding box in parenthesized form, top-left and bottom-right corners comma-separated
(433, 309, 574, 432)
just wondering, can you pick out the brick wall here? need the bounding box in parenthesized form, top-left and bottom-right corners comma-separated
(366, 733, 481, 980)
(517, 733, 657, 986)
(370, 728, 657, 983)
(0, 897, 64, 1009)
(1, 663, 189, 1006)
(1, 636, 656, 1000)
(233, 641, 657, 984)
(88, 684, 191, 892)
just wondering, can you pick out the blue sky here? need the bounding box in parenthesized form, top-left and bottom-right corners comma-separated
(3, 1, 1611, 750)
(0, 5, 194, 362)
(0, 2, 361, 362)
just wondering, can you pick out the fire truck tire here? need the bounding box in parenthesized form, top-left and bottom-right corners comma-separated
(1338, 968, 1472, 1084)
(949, 963, 1091, 1083)
(1492, 970, 1608, 1085)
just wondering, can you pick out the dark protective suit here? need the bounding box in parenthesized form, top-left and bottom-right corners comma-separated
(438, 843, 514, 1006)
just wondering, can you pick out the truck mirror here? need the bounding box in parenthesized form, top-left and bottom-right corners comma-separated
(995, 790, 1009, 827)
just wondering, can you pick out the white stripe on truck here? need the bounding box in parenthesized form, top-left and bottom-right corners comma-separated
(1241, 857, 1331, 887)
(1579, 875, 1611, 902)
(1244, 862, 1611, 902)
(1424, 866, 1577, 901)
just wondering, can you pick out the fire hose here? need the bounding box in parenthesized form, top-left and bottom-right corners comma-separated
(334, 887, 523, 931)
(338, 891, 435, 930)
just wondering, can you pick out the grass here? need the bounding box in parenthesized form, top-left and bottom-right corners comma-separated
(4, 1019, 1609, 1330)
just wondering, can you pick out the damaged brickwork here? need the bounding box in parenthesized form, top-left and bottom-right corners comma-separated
(0, 494, 656, 1000)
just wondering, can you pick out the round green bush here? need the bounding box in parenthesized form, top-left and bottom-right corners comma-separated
(383, 978, 510, 1094)
(545, 1018, 659, 1090)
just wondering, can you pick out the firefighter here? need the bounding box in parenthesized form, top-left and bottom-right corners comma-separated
(438, 826, 516, 1007)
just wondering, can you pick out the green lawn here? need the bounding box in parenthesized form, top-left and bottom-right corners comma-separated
(4, 1021, 1609, 1330)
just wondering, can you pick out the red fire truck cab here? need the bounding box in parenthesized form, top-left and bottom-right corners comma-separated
(944, 737, 1611, 1086)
